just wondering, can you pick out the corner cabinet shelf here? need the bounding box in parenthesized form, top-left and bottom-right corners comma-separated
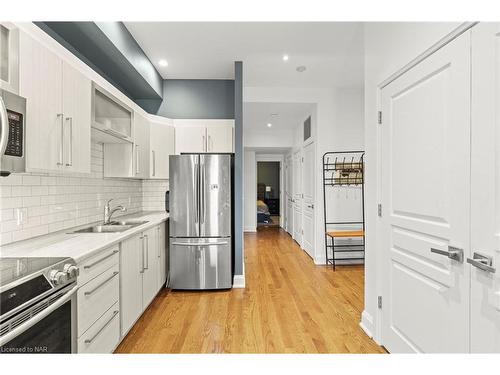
(91, 84, 133, 144)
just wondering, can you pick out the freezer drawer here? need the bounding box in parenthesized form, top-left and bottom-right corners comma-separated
(169, 237, 232, 290)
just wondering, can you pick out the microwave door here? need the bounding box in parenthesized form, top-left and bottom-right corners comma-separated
(199, 154, 231, 238)
(169, 154, 200, 237)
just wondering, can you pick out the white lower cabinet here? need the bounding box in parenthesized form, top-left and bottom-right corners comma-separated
(120, 223, 167, 337)
(77, 302, 120, 354)
(76, 245, 120, 353)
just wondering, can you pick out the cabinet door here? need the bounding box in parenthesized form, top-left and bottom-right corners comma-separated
(156, 223, 167, 290)
(19, 32, 63, 172)
(470, 23, 500, 353)
(206, 125, 233, 153)
(175, 125, 206, 154)
(62, 61, 91, 174)
(150, 120, 174, 179)
(142, 227, 159, 308)
(133, 112, 150, 178)
(119, 234, 143, 336)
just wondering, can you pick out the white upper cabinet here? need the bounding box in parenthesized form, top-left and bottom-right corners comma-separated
(103, 110, 150, 179)
(150, 116, 174, 179)
(0, 23, 19, 94)
(174, 122, 206, 153)
(174, 119, 234, 154)
(19, 31, 91, 174)
(62, 61, 91, 174)
(206, 123, 233, 153)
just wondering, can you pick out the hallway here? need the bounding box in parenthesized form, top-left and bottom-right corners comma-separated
(115, 228, 384, 353)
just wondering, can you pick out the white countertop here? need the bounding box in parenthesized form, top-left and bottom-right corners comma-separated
(0, 211, 169, 263)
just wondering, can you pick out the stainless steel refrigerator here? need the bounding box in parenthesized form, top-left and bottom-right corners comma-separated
(169, 154, 232, 290)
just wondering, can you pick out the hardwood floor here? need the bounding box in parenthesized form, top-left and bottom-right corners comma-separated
(115, 227, 384, 353)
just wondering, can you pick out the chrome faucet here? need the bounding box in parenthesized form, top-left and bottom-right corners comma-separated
(103, 199, 126, 224)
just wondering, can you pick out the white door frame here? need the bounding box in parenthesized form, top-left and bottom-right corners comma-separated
(255, 154, 285, 228)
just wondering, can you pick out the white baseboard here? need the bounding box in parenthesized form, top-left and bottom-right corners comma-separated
(233, 274, 246, 288)
(244, 226, 256, 232)
(360, 310, 374, 338)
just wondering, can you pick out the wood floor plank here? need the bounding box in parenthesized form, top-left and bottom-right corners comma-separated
(115, 227, 385, 354)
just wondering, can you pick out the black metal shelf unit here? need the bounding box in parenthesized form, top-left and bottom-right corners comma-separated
(322, 151, 365, 270)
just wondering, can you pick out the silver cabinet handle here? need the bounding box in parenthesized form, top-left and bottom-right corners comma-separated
(152, 150, 156, 176)
(430, 246, 464, 263)
(467, 252, 496, 274)
(202, 134, 206, 152)
(83, 250, 118, 269)
(135, 145, 140, 174)
(140, 235, 145, 273)
(84, 310, 119, 344)
(157, 226, 161, 258)
(57, 113, 64, 166)
(0, 97, 9, 156)
(65, 117, 73, 166)
(84, 271, 119, 296)
(144, 234, 149, 270)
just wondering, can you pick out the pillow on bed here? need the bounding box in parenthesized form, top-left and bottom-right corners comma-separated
(257, 200, 270, 214)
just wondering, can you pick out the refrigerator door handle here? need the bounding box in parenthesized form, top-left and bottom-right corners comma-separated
(200, 159, 205, 225)
(195, 160, 199, 224)
(171, 241, 229, 247)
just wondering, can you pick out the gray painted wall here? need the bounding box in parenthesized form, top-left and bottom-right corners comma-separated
(152, 79, 235, 119)
(234, 62, 243, 276)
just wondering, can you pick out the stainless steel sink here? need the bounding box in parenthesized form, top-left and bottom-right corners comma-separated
(109, 220, 149, 226)
(69, 220, 149, 234)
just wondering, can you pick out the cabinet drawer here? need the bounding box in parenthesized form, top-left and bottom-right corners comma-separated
(78, 245, 119, 286)
(77, 264, 119, 336)
(77, 302, 120, 354)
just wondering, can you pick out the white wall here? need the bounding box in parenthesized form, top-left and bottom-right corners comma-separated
(243, 150, 257, 231)
(363, 22, 462, 342)
(244, 130, 295, 149)
(244, 86, 364, 265)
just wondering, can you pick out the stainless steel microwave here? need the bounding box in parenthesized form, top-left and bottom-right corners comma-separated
(0, 89, 26, 176)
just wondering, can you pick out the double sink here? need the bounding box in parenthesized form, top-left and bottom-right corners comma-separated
(70, 220, 149, 234)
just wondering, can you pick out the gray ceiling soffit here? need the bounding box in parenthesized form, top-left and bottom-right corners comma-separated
(35, 22, 163, 101)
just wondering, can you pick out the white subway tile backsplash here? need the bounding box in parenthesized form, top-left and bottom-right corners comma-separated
(0, 142, 149, 246)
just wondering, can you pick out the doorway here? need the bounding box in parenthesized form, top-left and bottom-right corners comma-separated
(256, 161, 281, 228)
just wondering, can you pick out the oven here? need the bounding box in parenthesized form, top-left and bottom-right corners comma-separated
(0, 257, 79, 354)
(0, 88, 26, 176)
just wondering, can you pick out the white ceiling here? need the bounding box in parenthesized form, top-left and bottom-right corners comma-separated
(124, 22, 364, 88)
(243, 102, 313, 132)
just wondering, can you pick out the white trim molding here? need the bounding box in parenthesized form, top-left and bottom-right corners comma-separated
(244, 226, 257, 232)
(360, 310, 375, 339)
(233, 274, 246, 288)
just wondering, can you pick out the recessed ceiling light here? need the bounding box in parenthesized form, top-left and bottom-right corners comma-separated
(282, 54, 289, 61)
(296, 65, 306, 72)
(267, 123, 272, 127)
(159, 59, 168, 67)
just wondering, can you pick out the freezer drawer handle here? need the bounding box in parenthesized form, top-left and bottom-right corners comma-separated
(430, 246, 464, 263)
(171, 241, 229, 247)
(467, 252, 496, 274)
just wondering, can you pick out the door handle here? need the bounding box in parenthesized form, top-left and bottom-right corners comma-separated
(135, 145, 140, 174)
(152, 150, 156, 176)
(57, 113, 64, 166)
(467, 252, 496, 274)
(430, 246, 464, 263)
(65, 117, 73, 167)
(144, 234, 149, 270)
(140, 236, 145, 273)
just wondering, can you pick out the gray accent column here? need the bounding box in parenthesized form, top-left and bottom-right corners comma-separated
(234, 61, 244, 276)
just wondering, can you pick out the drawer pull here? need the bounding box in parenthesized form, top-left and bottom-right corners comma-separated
(83, 250, 118, 269)
(84, 310, 119, 344)
(84, 271, 119, 296)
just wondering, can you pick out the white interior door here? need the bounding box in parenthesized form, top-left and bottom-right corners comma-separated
(302, 142, 315, 258)
(380, 32, 471, 353)
(470, 23, 500, 353)
(292, 150, 302, 244)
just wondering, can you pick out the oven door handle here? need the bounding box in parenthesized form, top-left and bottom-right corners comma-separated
(0, 97, 9, 157)
(0, 285, 78, 347)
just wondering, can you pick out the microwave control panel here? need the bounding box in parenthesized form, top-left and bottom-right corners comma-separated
(4, 110, 23, 157)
